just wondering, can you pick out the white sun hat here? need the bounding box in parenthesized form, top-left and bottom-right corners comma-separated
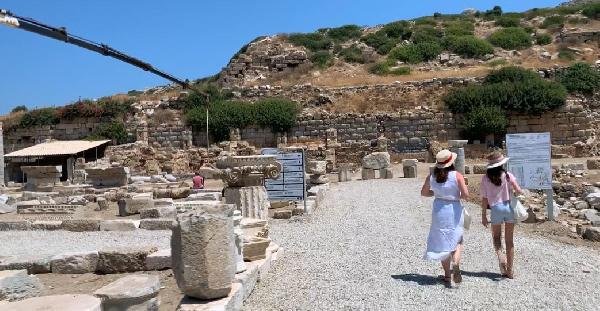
(435, 149, 457, 169)
(486, 151, 509, 169)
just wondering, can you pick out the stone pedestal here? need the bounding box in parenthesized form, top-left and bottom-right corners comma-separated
(361, 152, 391, 170)
(361, 168, 375, 180)
(171, 205, 236, 300)
(338, 165, 351, 182)
(402, 159, 418, 178)
(449, 140, 468, 175)
(85, 167, 130, 187)
(381, 168, 394, 179)
(21, 166, 62, 191)
(224, 186, 270, 220)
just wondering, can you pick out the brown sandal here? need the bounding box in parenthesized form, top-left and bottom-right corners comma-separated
(499, 262, 508, 277)
(453, 264, 462, 283)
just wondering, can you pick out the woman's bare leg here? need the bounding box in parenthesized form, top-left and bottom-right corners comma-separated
(452, 239, 463, 265)
(504, 223, 515, 278)
(492, 224, 506, 275)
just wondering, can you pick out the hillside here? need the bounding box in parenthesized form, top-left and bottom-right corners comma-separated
(216, 3, 600, 89)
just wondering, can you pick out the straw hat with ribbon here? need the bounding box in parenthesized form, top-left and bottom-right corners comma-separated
(435, 149, 457, 169)
(486, 151, 509, 169)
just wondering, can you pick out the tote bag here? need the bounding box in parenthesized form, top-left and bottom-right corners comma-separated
(507, 174, 528, 222)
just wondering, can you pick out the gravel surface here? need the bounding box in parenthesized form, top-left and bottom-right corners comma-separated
(0, 230, 171, 259)
(245, 179, 600, 310)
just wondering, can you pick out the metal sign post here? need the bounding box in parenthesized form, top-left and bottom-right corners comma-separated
(261, 148, 307, 210)
(506, 132, 555, 220)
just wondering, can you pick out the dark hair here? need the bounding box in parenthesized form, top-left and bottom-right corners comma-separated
(434, 164, 455, 183)
(486, 166, 505, 186)
(195, 172, 199, 176)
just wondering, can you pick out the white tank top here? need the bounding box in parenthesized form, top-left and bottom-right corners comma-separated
(429, 171, 460, 201)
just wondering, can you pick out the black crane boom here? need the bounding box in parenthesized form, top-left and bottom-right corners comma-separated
(0, 9, 190, 88)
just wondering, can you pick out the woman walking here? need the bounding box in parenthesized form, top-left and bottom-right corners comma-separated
(480, 151, 522, 279)
(421, 149, 469, 286)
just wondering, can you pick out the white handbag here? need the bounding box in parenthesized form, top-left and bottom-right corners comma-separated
(507, 174, 528, 222)
(463, 207, 472, 230)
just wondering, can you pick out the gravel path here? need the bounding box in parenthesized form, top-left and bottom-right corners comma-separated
(245, 179, 600, 310)
(0, 230, 171, 259)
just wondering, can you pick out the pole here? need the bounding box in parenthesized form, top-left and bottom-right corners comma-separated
(546, 189, 555, 221)
(206, 107, 209, 150)
(302, 149, 307, 214)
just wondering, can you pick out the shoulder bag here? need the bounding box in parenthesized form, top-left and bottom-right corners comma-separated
(507, 174, 528, 222)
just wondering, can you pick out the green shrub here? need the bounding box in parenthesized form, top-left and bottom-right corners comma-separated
(445, 67, 566, 115)
(382, 21, 412, 39)
(360, 31, 397, 54)
(327, 25, 363, 41)
(444, 35, 494, 58)
(185, 98, 299, 142)
(19, 107, 59, 128)
(339, 45, 365, 63)
(310, 50, 334, 68)
(11, 105, 28, 113)
(389, 42, 442, 63)
(254, 98, 299, 133)
(462, 105, 508, 139)
(535, 33, 552, 45)
(484, 66, 540, 84)
(558, 49, 575, 61)
(495, 16, 521, 27)
(567, 16, 589, 25)
(558, 62, 600, 94)
(287, 33, 333, 51)
(444, 20, 475, 36)
(483, 5, 503, 19)
(369, 60, 410, 75)
(488, 27, 532, 50)
(182, 85, 233, 111)
(582, 3, 600, 19)
(541, 15, 565, 30)
(414, 17, 437, 26)
(90, 121, 129, 144)
(411, 25, 443, 44)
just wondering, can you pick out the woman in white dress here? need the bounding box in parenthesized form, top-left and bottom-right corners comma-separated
(420, 150, 469, 285)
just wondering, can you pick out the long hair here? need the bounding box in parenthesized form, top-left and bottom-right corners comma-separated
(486, 166, 505, 186)
(434, 164, 455, 183)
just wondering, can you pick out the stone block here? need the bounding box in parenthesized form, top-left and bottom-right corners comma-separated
(139, 219, 176, 230)
(381, 168, 394, 179)
(145, 249, 171, 271)
(119, 197, 154, 216)
(62, 219, 100, 232)
(361, 168, 375, 180)
(273, 210, 292, 219)
(243, 236, 271, 261)
(0, 203, 16, 214)
(473, 165, 487, 174)
(86, 167, 130, 187)
(0, 270, 44, 302)
(94, 274, 160, 310)
(361, 152, 391, 169)
(178, 282, 243, 311)
(96, 197, 109, 211)
(583, 227, 600, 241)
(0, 294, 102, 311)
(338, 165, 351, 182)
(0, 256, 51, 274)
(96, 247, 157, 274)
(0, 220, 31, 231)
(403, 166, 417, 178)
(140, 206, 177, 219)
(153, 198, 174, 207)
(186, 192, 222, 201)
(99, 220, 137, 231)
(309, 174, 329, 184)
(585, 193, 600, 210)
(307, 161, 327, 175)
(51, 251, 99, 274)
(587, 159, 600, 170)
(172, 208, 236, 300)
(31, 220, 63, 231)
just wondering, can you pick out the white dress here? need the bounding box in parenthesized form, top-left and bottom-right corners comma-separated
(424, 171, 465, 261)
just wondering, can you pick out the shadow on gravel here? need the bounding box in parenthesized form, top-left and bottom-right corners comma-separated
(461, 270, 502, 281)
(391, 274, 441, 286)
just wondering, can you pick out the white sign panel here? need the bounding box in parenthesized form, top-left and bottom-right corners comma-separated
(260, 148, 306, 201)
(506, 133, 552, 190)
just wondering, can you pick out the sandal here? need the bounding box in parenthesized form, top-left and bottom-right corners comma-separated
(453, 264, 462, 283)
(438, 275, 452, 286)
(499, 262, 508, 277)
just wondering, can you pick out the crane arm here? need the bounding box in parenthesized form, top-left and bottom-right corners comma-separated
(0, 9, 190, 88)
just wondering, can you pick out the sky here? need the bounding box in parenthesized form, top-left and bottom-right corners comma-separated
(0, 0, 564, 114)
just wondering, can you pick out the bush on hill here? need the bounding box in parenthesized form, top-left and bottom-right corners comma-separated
(488, 27, 532, 50)
(558, 62, 600, 95)
(443, 35, 494, 58)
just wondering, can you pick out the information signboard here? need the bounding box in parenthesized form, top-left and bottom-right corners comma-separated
(261, 148, 306, 201)
(506, 132, 552, 190)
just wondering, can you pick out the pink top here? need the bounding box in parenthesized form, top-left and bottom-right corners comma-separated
(192, 175, 204, 189)
(480, 172, 517, 206)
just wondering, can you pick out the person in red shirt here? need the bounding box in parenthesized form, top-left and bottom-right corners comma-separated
(192, 172, 204, 189)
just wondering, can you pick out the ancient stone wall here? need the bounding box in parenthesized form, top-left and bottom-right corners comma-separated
(3, 118, 106, 154)
(147, 120, 193, 149)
